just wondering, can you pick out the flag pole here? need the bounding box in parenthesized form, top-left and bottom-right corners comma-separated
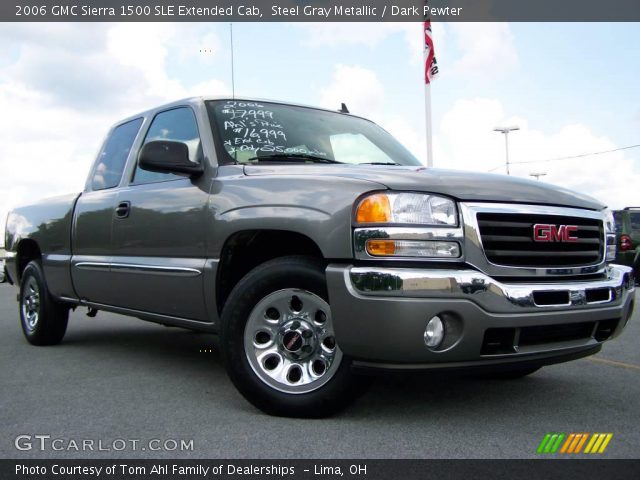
(425, 76, 434, 168)
(423, 13, 438, 168)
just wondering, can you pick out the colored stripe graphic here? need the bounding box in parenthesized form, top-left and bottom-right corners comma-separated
(537, 433, 566, 454)
(560, 433, 575, 453)
(550, 434, 565, 453)
(584, 434, 599, 453)
(585, 433, 614, 454)
(537, 434, 552, 454)
(568, 434, 583, 453)
(544, 434, 558, 453)
(598, 434, 613, 453)
(574, 433, 589, 453)
(538, 433, 613, 454)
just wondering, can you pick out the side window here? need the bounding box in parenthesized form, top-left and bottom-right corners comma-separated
(91, 118, 143, 190)
(133, 107, 201, 184)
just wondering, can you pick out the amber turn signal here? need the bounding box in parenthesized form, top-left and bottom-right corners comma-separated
(366, 239, 397, 256)
(355, 194, 391, 223)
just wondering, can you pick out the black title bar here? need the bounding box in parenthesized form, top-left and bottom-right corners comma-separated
(3, 0, 640, 22)
(4, 459, 640, 480)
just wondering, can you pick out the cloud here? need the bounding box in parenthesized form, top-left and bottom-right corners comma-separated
(8, 46, 146, 110)
(298, 23, 398, 48)
(319, 64, 385, 118)
(437, 97, 639, 209)
(295, 22, 427, 65)
(443, 23, 518, 78)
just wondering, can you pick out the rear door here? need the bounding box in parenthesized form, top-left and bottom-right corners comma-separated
(71, 118, 144, 304)
(109, 107, 210, 321)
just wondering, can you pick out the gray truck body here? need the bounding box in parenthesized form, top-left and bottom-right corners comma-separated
(3, 97, 635, 371)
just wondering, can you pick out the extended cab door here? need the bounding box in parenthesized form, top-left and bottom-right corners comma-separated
(72, 118, 144, 304)
(109, 106, 210, 321)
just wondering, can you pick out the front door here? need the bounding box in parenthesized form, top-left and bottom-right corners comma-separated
(109, 107, 210, 321)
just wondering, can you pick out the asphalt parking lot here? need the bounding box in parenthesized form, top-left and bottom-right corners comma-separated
(0, 284, 638, 459)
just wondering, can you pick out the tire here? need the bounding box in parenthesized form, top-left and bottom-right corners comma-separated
(19, 260, 69, 346)
(220, 255, 367, 418)
(476, 366, 542, 380)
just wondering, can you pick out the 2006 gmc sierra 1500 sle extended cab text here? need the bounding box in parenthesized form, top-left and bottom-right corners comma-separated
(2, 98, 635, 417)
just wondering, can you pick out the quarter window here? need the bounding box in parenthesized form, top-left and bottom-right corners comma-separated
(133, 107, 201, 184)
(91, 118, 143, 190)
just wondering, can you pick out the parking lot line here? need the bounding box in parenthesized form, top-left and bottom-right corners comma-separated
(586, 356, 640, 371)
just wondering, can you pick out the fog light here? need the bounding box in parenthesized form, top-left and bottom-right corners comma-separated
(424, 316, 445, 349)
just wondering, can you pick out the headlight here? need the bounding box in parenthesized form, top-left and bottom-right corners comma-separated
(355, 193, 457, 226)
(603, 208, 616, 262)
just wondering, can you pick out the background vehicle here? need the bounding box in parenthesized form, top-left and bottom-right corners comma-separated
(2, 97, 635, 417)
(613, 207, 640, 283)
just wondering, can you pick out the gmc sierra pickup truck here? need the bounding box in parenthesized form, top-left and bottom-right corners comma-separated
(2, 98, 635, 417)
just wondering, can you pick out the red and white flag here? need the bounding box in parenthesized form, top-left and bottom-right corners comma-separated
(424, 19, 439, 84)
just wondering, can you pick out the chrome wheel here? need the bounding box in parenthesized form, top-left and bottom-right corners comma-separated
(21, 277, 41, 333)
(244, 288, 342, 394)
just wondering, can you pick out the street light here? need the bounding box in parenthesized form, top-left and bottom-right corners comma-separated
(493, 126, 520, 175)
(529, 172, 547, 181)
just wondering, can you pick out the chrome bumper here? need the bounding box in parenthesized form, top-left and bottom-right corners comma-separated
(347, 264, 634, 313)
(326, 263, 635, 364)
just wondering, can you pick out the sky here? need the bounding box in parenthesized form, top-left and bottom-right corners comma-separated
(1, 22, 639, 241)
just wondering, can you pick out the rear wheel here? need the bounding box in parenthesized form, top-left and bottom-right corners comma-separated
(221, 256, 367, 417)
(19, 261, 69, 346)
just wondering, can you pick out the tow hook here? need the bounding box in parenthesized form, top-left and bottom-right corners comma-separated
(86, 307, 98, 318)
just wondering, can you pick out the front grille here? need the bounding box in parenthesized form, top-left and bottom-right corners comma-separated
(477, 213, 603, 268)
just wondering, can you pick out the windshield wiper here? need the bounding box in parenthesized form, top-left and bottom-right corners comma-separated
(358, 162, 401, 166)
(247, 154, 343, 164)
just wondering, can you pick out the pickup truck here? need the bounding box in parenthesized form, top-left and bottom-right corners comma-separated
(2, 97, 635, 417)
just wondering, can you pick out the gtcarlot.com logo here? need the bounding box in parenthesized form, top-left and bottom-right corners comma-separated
(15, 435, 194, 452)
(537, 433, 613, 454)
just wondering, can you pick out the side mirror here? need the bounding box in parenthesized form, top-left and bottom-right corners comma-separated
(138, 140, 204, 177)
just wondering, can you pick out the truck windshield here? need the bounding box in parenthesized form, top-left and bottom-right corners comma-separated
(207, 100, 422, 166)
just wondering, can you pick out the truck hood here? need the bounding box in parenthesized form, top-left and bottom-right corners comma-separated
(243, 165, 605, 210)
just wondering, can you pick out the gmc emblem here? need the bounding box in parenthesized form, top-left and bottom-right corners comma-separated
(533, 224, 579, 242)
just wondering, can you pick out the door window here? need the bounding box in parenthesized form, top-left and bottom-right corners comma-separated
(91, 118, 143, 190)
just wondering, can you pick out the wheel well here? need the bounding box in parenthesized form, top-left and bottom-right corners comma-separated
(216, 230, 324, 313)
(16, 239, 41, 282)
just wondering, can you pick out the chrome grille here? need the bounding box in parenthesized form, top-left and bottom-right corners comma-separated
(477, 213, 604, 268)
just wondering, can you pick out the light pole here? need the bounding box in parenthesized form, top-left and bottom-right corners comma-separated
(529, 172, 547, 181)
(493, 126, 519, 175)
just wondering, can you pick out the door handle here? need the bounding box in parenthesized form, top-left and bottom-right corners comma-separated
(115, 201, 131, 219)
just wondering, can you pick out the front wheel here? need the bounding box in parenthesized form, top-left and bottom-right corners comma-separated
(220, 256, 367, 417)
(19, 260, 69, 346)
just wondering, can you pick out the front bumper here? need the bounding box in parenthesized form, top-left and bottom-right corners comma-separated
(326, 264, 635, 369)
